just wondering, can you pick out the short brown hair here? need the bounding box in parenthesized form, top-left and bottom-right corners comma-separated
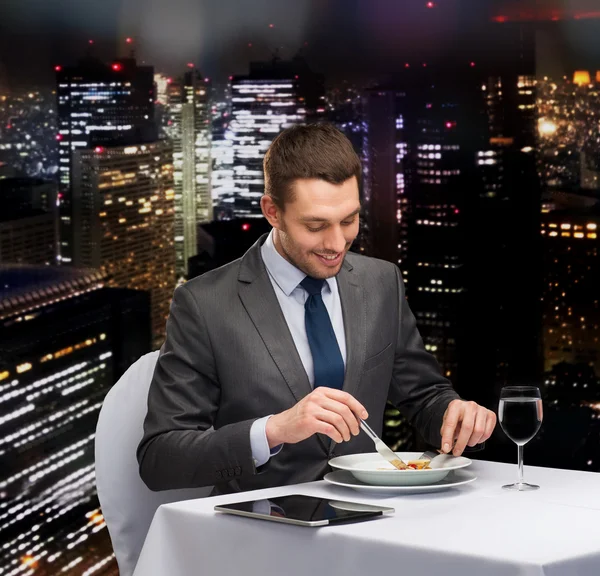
(263, 123, 361, 209)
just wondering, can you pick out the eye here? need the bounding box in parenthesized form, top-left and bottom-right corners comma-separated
(307, 225, 326, 232)
(341, 218, 357, 226)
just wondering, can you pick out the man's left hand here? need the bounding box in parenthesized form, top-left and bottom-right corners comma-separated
(440, 400, 497, 456)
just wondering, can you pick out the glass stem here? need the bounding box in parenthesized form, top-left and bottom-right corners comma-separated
(517, 444, 524, 485)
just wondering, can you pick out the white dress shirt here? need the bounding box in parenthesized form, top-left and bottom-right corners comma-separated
(249, 230, 347, 466)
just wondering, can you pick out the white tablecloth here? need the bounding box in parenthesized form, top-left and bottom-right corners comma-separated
(133, 460, 600, 576)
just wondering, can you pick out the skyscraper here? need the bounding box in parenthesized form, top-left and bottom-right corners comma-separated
(210, 90, 235, 222)
(541, 199, 600, 374)
(167, 67, 212, 278)
(72, 141, 175, 348)
(364, 70, 475, 385)
(188, 218, 273, 280)
(0, 178, 57, 265)
(364, 25, 541, 409)
(154, 73, 170, 107)
(153, 73, 172, 141)
(56, 57, 156, 264)
(0, 265, 150, 576)
(215, 57, 324, 219)
(363, 89, 409, 274)
(470, 61, 542, 396)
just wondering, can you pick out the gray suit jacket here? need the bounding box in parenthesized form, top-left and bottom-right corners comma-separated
(137, 234, 460, 493)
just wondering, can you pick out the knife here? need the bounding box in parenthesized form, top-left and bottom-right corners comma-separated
(359, 419, 408, 470)
(419, 442, 486, 460)
(418, 442, 486, 467)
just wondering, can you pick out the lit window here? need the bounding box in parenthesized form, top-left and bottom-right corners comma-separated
(54, 346, 74, 359)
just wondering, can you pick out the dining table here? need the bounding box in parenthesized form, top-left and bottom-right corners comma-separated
(133, 459, 600, 576)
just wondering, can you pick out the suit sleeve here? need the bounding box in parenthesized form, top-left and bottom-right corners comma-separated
(137, 283, 257, 491)
(387, 265, 461, 447)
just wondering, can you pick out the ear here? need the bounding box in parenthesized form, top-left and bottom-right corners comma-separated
(260, 195, 283, 229)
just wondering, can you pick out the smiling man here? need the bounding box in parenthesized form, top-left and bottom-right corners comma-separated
(137, 123, 496, 493)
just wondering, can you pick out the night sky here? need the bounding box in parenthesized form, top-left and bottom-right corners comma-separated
(1, 0, 600, 90)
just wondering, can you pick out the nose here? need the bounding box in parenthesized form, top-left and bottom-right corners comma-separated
(322, 226, 347, 254)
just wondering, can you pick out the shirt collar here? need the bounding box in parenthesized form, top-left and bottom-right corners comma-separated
(260, 230, 336, 296)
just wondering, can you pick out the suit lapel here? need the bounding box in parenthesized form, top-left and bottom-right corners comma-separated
(238, 236, 312, 404)
(330, 260, 366, 454)
(337, 261, 366, 399)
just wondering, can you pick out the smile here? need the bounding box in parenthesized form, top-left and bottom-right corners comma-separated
(315, 253, 342, 266)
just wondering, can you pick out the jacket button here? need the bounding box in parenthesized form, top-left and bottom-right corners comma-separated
(228, 468, 235, 477)
(216, 471, 222, 479)
(235, 466, 241, 474)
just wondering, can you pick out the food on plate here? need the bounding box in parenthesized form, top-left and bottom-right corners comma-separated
(407, 459, 432, 470)
(378, 459, 432, 471)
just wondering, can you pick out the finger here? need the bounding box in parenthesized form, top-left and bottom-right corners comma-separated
(316, 408, 352, 442)
(468, 409, 488, 447)
(444, 423, 461, 453)
(320, 388, 368, 419)
(319, 398, 361, 436)
(440, 402, 462, 453)
(313, 420, 344, 444)
(453, 405, 476, 456)
(453, 423, 461, 443)
(481, 410, 497, 443)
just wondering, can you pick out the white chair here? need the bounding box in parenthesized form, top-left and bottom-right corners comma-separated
(95, 350, 213, 576)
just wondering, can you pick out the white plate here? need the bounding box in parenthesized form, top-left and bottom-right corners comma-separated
(324, 469, 477, 494)
(328, 452, 472, 486)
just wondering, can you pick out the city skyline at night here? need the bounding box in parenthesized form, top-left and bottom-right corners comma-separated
(2, 1, 600, 574)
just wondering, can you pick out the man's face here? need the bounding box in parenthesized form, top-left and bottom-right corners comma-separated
(270, 177, 361, 279)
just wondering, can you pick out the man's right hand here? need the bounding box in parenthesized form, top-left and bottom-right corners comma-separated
(265, 387, 368, 448)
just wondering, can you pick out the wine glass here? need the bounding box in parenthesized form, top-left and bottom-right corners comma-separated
(498, 386, 543, 491)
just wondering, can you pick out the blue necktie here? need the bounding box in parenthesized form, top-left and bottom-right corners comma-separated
(300, 276, 345, 390)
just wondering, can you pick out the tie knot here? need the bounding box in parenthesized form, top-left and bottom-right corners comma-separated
(300, 276, 326, 296)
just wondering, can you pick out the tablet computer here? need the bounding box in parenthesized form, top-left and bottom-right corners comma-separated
(214, 494, 394, 527)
